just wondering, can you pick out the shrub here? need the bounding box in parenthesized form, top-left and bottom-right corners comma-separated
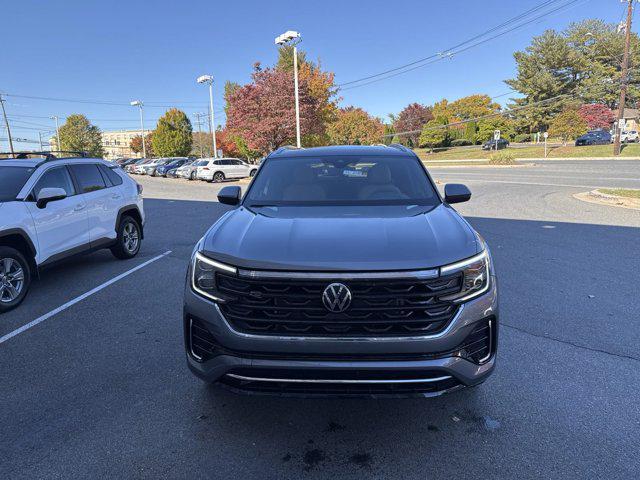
(514, 134, 532, 143)
(489, 151, 516, 165)
(451, 139, 473, 147)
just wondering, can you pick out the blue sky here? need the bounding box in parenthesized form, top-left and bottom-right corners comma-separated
(0, 0, 628, 147)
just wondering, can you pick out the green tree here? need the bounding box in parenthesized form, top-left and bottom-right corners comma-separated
(476, 117, 516, 143)
(58, 114, 104, 157)
(463, 121, 478, 143)
(549, 109, 587, 145)
(449, 94, 500, 120)
(419, 117, 449, 152)
(151, 109, 193, 157)
(327, 107, 384, 145)
(506, 20, 640, 133)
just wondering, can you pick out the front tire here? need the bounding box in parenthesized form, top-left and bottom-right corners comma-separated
(0, 247, 31, 313)
(111, 216, 142, 260)
(190, 171, 196, 181)
(249, 169, 257, 177)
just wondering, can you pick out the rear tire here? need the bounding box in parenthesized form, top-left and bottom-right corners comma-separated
(190, 171, 196, 181)
(110, 216, 142, 260)
(0, 247, 31, 313)
(249, 169, 257, 177)
(213, 172, 225, 183)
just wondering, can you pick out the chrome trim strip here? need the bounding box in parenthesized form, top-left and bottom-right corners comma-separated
(214, 302, 465, 342)
(237, 268, 439, 280)
(225, 373, 452, 384)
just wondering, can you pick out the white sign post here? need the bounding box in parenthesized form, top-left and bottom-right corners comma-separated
(493, 129, 501, 151)
(543, 131, 549, 158)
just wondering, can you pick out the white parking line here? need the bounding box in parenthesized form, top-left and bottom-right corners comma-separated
(0, 250, 172, 345)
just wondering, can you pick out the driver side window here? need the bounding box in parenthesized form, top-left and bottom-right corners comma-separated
(32, 167, 76, 199)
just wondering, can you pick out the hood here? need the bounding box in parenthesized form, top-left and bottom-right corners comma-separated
(202, 204, 479, 271)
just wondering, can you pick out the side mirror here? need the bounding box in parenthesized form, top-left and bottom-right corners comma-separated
(217, 186, 241, 206)
(36, 187, 67, 209)
(444, 183, 471, 204)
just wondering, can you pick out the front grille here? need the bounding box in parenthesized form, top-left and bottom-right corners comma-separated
(216, 272, 462, 337)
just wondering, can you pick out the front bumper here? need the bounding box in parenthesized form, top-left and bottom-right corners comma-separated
(184, 276, 498, 397)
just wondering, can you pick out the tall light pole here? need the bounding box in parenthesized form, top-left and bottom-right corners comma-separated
(50, 116, 60, 152)
(275, 30, 302, 148)
(130, 100, 147, 158)
(197, 75, 217, 158)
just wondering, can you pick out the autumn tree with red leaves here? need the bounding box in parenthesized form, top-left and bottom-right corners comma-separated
(578, 103, 614, 130)
(226, 68, 325, 153)
(393, 103, 433, 147)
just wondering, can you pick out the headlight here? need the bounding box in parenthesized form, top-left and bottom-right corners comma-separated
(191, 251, 236, 302)
(440, 250, 490, 303)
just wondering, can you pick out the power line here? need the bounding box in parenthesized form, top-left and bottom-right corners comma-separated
(339, 0, 586, 91)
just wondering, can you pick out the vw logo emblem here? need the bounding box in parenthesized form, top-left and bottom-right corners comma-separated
(322, 283, 352, 313)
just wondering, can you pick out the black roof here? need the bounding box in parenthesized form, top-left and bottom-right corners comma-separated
(268, 144, 414, 158)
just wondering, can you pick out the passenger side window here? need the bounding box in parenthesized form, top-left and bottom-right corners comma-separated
(98, 164, 123, 186)
(32, 167, 76, 198)
(69, 164, 106, 193)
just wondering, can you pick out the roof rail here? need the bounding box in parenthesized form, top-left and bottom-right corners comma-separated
(0, 150, 89, 162)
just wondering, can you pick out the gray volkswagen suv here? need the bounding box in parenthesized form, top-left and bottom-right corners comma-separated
(184, 144, 498, 397)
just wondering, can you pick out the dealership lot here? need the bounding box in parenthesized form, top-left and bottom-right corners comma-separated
(1, 159, 639, 479)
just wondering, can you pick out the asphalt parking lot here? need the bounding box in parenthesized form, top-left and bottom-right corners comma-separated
(1, 159, 639, 479)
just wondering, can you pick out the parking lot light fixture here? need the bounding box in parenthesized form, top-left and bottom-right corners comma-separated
(130, 100, 147, 158)
(274, 30, 302, 148)
(197, 75, 217, 158)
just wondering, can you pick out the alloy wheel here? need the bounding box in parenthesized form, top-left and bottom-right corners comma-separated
(122, 222, 140, 253)
(214, 173, 224, 182)
(0, 258, 25, 303)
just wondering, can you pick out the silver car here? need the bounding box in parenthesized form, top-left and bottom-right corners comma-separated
(176, 160, 206, 180)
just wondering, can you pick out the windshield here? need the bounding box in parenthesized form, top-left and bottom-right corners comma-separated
(244, 156, 440, 206)
(0, 166, 36, 201)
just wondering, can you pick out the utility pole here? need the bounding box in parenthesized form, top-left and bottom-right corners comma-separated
(0, 94, 15, 155)
(38, 132, 44, 150)
(194, 112, 205, 158)
(614, 0, 634, 156)
(51, 116, 61, 152)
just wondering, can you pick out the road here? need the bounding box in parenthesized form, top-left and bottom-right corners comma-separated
(1, 160, 639, 479)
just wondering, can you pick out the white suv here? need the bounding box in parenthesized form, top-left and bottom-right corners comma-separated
(0, 153, 145, 313)
(196, 158, 258, 182)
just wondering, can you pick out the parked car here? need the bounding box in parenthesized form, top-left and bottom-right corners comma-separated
(128, 159, 152, 174)
(176, 160, 206, 180)
(482, 138, 509, 150)
(156, 158, 190, 177)
(620, 130, 639, 143)
(0, 152, 145, 313)
(140, 158, 171, 176)
(575, 130, 612, 146)
(118, 158, 141, 169)
(184, 144, 497, 397)
(165, 167, 180, 178)
(196, 158, 258, 182)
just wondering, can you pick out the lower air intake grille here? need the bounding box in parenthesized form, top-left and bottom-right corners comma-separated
(459, 318, 493, 364)
(189, 318, 219, 362)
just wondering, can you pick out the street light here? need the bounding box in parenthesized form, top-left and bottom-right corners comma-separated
(50, 116, 60, 152)
(275, 30, 302, 148)
(196, 75, 217, 158)
(130, 100, 147, 158)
